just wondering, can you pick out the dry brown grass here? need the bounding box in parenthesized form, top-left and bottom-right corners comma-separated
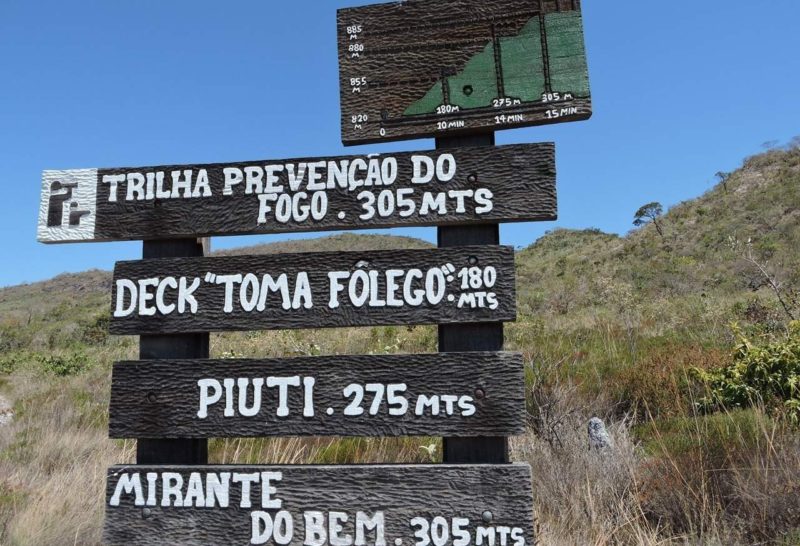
(0, 364, 434, 545)
(0, 371, 133, 545)
(636, 406, 800, 544)
(514, 373, 661, 545)
(515, 424, 659, 545)
(517, 374, 800, 546)
(2, 324, 799, 545)
(2, 362, 800, 545)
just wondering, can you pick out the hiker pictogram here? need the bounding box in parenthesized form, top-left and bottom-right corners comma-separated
(46, 180, 90, 228)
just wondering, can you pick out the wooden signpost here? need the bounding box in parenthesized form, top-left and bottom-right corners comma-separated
(338, 0, 590, 145)
(38, 0, 594, 542)
(109, 352, 525, 439)
(105, 464, 535, 545)
(110, 246, 516, 335)
(37, 144, 555, 244)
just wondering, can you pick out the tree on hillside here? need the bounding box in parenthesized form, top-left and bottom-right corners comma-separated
(761, 140, 779, 151)
(715, 171, 731, 193)
(633, 202, 665, 239)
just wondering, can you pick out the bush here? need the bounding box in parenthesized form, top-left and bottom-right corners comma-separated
(80, 314, 110, 345)
(0, 358, 15, 375)
(37, 353, 88, 377)
(693, 322, 800, 423)
(608, 342, 727, 419)
(0, 353, 39, 376)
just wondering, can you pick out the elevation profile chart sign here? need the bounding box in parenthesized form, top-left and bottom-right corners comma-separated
(338, 0, 591, 145)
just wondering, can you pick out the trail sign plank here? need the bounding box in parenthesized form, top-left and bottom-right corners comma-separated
(338, 0, 591, 145)
(105, 464, 535, 546)
(37, 144, 555, 244)
(110, 246, 516, 335)
(109, 352, 525, 439)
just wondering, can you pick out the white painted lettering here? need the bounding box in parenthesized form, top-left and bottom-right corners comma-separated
(109, 473, 144, 507)
(114, 279, 137, 318)
(103, 174, 126, 203)
(197, 379, 223, 419)
(223, 168, 243, 196)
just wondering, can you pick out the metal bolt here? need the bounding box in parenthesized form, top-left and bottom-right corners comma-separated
(482, 511, 493, 523)
(468, 256, 479, 266)
(474, 388, 486, 400)
(142, 508, 152, 519)
(147, 393, 157, 404)
(467, 173, 478, 184)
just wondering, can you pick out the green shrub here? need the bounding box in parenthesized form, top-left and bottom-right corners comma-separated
(693, 322, 800, 423)
(0, 325, 25, 353)
(0, 352, 38, 375)
(37, 353, 88, 377)
(80, 314, 110, 345)
(0, 357, 15, 375)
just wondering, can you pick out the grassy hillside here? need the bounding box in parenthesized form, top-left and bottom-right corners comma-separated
(519, 146, 800, 328)
(0, 147, 799, 544)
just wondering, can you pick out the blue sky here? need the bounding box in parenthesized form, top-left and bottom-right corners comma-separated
(1, 0, 798, 287)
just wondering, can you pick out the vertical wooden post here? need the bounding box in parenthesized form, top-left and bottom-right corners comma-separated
(437, 132, 509, 464)
(136, 238, 210, 465)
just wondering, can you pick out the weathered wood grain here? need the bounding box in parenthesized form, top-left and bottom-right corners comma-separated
(109, 352, 525, 439)
(436, 133, 510, 464)
(137, 238, 211, 465)
(110, 246, 516, 335)
(104, 464, 535, 546)
(338, 0, 590, 145)
(38, 144, 556, 244)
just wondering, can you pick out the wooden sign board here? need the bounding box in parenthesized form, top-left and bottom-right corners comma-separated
(105, 464, 535, 546)
(338, 0, 591, 145)
(109, 352, 525, 439)
(37, 144, 555, 244)
(110, 246, 516, 335)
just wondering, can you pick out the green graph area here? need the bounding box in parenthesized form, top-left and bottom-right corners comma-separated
(500, 18, 546, 103)
(546, 12, 590, 97)
(404, 12, 588, 116)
